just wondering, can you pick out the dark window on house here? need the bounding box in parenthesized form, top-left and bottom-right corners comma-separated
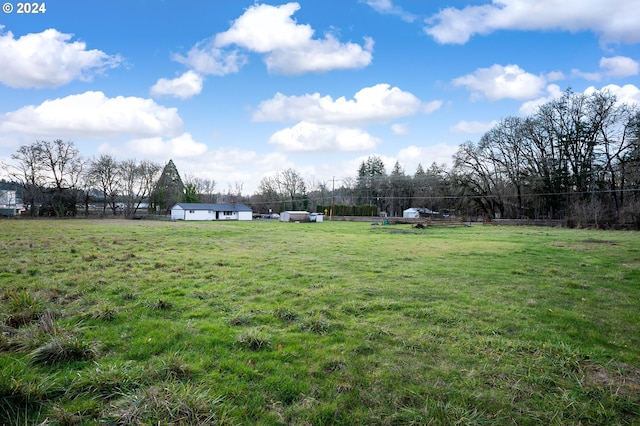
(223, 211, 233, 215)
(189, 210, 195, 213)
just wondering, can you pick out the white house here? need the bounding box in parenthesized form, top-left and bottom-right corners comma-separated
(170, 203, 253, 221)
(0, 188, 24, 217)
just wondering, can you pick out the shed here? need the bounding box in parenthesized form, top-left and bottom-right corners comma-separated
(170, 203, 253, 221)
(280, 211, 310, 222)
(403, 208, 420, 218)
(403, 207, 440, 218)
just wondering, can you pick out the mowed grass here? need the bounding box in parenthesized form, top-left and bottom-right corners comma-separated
(1, 219, 639, 425)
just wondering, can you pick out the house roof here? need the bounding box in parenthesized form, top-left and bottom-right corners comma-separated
(172, 203, 252, 212)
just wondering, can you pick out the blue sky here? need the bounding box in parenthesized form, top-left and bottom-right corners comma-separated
(1, 0, 639, 193)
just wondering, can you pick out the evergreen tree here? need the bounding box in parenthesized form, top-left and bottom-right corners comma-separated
(185, 183, 200, 203)
(151, 159, 185, 214)
(356, 155, 386, 207)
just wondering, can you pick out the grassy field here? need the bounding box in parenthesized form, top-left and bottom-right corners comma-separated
(0, 219, 639, 425)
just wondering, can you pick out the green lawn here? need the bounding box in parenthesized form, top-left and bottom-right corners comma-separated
(1, 219, 639, 425)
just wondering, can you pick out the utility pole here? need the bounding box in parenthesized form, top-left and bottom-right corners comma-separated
(331, 176, 335, 221)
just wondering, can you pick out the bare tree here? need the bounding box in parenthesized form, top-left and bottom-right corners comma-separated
(183, 174, 217, 203)
(87, 154, 121, 215)
(222, 181, 244, 204)
(120, 159, 161, 217)
(37, 140, 85, 216)
(3, 144, 46, 216)
(276, 168, 307, 210)
(452, 141, 506, 219)
(253, 175, 281, 214)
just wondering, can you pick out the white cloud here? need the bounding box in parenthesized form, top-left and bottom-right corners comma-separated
(519, 83, 640, 115)
(263, 35, 374, 75)
(172, 41, 246, 76)
(572, 56, 640, 82)
(0, 91, 182, 139)
(571, 69, 602, 81)
(584, 84, 640, 107)
(546, 71, 565, 81)
(0, 27, 121, 88)
(122, 133, 207, 159)
(599, 56, 640, 78)
(424, 0, 640, 45)
(253, 84, 423, 125)
(256, 84, 437, 153)
(397, 143, 459, 170)
(518, 84, 564, 115)
(269, 121, 381, 152)
(452, 64, 547, 100)
(151, 71, 203, 99)
(169, 2, 374, 85)
(212, 2, 373, 75)
(361, 0, 417, 23)
(422, 100, 444, 114)
(450, 120, 498, 134)
(391, 123, 409, 135)
(215, 3, 313, 53)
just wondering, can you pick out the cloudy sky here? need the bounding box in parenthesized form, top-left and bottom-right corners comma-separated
(1, 0, 639, 193)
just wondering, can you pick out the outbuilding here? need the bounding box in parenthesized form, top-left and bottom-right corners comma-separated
(403, 208, 421, 218)
(279, 211, 310, 222)
(403, 207, 440, 218)
(170, 203, 253, 221)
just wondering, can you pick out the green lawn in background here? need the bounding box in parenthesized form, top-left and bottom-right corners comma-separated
(1, 219, 639, 425)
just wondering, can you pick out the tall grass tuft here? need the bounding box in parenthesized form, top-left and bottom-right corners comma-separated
(90, 302, 117, 321)
(28, 313, 99, 365)
(272, 307, 299, 322)
(236, 329, 272, 351)
(149, 299, 173, 311)
(153, 352, 194, 380)
(299, 313, 337, 335)
(30, 335, 99, 365)
(68, 361, 146, 399)
(4, 290, 43, 327)
(104, 382, 222, 425)
(47, 406, 83, 425)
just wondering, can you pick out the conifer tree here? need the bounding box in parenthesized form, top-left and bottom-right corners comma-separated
(151, 159, 185, 214)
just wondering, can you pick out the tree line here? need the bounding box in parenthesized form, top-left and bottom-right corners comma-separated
(452, 89, 640, 227)
(248, 89, 640, 227)
(2, 89, 639, 227)
(1, 143, 217, 217)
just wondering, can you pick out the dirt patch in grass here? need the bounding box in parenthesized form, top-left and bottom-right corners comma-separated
(621, 263, 640, 269)
(552, 238, 620, 251)
(581, 239, 618, 245)
(583, 363, 640, 399)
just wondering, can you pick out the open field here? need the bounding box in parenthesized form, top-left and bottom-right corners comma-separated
(1, 219, 639, 425)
